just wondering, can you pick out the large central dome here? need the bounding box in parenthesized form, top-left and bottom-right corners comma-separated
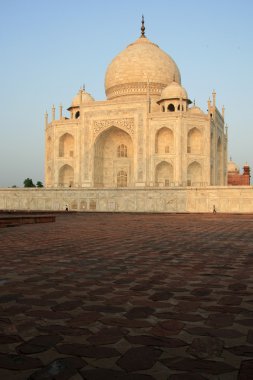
(105, 22, 181, 101)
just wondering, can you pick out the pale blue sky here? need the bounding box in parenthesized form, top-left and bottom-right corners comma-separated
(0, 0, 252, 187)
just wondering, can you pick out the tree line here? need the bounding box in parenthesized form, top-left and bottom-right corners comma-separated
(11, 178, 44, 188)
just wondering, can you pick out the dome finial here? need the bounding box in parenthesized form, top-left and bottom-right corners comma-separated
(141, 15, 146, 37)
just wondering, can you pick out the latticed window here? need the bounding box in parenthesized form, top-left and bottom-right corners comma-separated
(117, 170, 127, 187)
(117, 144, 127, 157)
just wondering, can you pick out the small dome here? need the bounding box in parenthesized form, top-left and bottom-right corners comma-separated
(105, 35, 181, 100)
(158, 81, 188, 103)
(188, 106, 204, 115)
(227, 159, 239, 173)
(71, 89, 94, 108)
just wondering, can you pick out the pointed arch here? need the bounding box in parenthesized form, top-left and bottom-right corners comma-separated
(59, 133, 74, 157)
(155, 161, 173, 186)
(59, 164, 74, 187)
(187, 127, 202, 154)
(155, 127, 174, 154)
(167, 104, 175, 112)
(94, 126, 133, 187)
(187, 161, 202, 186)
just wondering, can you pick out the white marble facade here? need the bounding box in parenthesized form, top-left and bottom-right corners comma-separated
(45, 19, 227, 191)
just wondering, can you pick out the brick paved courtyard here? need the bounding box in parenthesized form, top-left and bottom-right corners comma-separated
(1, 212, 253, 380)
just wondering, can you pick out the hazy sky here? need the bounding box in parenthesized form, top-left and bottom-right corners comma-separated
(1, 0, 252, 187)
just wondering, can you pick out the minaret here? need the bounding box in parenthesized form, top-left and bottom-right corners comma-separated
(212, 90, 216, 108)
(222, 105, 225, 121)
(207, 98, 211, 116)
(59, 104, 63, 119)
(212, 90, 216, 119)
(44, 111, 48, 128)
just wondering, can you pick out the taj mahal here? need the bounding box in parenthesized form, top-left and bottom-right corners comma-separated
(45, 18, 227, 190)
(1, 18, 252, 213)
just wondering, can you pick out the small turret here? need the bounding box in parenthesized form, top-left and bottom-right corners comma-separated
(52, 104, 55, 121)
(222, 105, 225, 121)
(44, 111, 48, 128)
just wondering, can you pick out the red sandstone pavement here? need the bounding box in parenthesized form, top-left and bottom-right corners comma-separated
(1, 212, 253, 380)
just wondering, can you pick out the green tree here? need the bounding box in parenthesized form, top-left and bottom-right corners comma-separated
(36, 181, 43, 188)
(23, 178, 35, 188)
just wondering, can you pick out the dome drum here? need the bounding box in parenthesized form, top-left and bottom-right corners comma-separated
(106, 82, 168, 100)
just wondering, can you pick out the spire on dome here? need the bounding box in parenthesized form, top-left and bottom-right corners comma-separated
(141, 15, 146, 37)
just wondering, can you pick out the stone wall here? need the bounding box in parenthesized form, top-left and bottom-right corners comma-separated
(0, 187, 253, 213)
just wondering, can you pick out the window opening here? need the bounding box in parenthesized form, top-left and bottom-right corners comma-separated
(168, 104, 175, 112)
(117, 144, 127, 157)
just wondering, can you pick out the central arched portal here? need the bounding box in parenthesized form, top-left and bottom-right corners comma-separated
(94, 126, 133, 187)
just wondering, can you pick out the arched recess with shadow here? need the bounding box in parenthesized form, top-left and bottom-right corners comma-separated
(155, 161, 173, 186)
(59, 164, 74, 187)
(94, 126, 133, 187)
(59, 133, 74, 158)
(187, 127, 202, 154)
(187, 161, 202, 186)
(155, 127, 174, 154)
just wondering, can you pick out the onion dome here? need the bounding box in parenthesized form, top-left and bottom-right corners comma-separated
(188, 106, 204, 115)
(227, 158, 239, 173)
(105, 17, 181, 100)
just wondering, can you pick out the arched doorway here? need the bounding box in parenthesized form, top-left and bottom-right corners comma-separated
(155, 161, 173, 186)
(94, 126, 133, 187)
(59, 164, 74, 187)
(187, 161, 202, 186)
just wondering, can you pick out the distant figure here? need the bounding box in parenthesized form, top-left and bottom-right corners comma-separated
(65, 205, 69, 211)
(213, 205, 216, 214)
